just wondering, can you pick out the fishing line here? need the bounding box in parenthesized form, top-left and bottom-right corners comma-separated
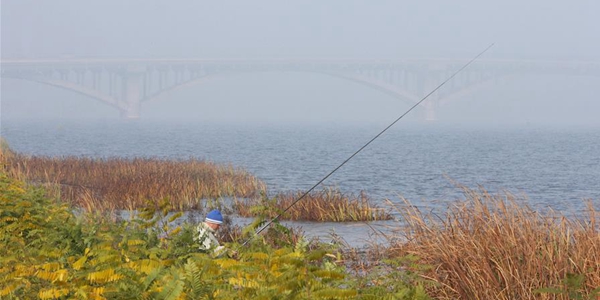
(241, 43, 495, 246)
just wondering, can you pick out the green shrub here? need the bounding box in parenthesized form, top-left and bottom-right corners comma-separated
(1, 171, 431, 299)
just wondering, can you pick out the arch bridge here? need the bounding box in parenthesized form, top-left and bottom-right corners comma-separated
(1, 58, 598, 119)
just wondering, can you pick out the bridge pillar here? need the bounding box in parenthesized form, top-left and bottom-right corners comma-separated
(423, 77, 440, 121)
(120, 67, 145, 119)
(423, 100, 436, 121)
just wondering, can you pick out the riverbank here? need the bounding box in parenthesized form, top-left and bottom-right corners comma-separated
(0, 170, 427, 299)
(2, 156, 598, 298)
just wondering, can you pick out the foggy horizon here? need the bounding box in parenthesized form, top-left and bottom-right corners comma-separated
(1, 1, 599, 127)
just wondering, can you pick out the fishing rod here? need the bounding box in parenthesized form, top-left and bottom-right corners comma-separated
(241, 43, 495, 247)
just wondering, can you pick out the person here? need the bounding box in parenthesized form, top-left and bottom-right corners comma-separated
(195, 209, 226, 256)
(195, 209, 239, 258)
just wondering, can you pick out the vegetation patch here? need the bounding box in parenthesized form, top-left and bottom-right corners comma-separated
(386, 186, 600, 299)
(1, 141, 389, 222)
(0, 170, 431, 299)
(2, 150, 266, 212)
(234, 188, 392, 222)
(3, 138, 599, 298)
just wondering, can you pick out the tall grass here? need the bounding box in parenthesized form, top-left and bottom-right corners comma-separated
(387, 187, 599, 299)
(235, 188, 391, 222)
(0, 138, 16, 161)
(1, 144, 389, 222)
(2, 153, 266, 212)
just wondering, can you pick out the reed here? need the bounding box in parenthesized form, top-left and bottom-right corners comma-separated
(386, 187, 600, 299)
(235, 187, 391, 222)
(0, 138, 15, 161)
(2, 153, 266, 212)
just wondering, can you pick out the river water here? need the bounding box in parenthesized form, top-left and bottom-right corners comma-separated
(2, 119, 599, 246)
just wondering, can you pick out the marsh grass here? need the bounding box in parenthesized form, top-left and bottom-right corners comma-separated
(235, 188, 392, 222)
(386, 186, 600, 299)
(2, 154, 266, 212)
(2, 142, 390, 222)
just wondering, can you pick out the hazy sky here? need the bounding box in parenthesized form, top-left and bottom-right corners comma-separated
(1, 1, 599, 126)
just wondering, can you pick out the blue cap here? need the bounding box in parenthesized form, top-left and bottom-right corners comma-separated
(205, 209, 223, 224)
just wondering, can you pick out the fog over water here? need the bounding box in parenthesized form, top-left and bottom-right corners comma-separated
(1, 0, 599, 126)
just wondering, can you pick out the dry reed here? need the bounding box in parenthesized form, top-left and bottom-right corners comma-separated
(2, 153, 266, 212)
(386, 186, 599, 299)
(235, 188, 391, 222)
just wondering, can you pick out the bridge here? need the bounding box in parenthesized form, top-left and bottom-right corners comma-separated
(1, 58, 599, 119)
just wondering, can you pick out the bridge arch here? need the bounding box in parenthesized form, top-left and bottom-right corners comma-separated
(438, 71, 600, 108)
(141, 70, 423, 110)
(2, 75, 128, 113)
(3, 58, 598, 119)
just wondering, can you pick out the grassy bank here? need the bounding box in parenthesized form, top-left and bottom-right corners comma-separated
(2, 139, 599, 298)
(0, 170, 428, 299)
(1, 166, 598, 298)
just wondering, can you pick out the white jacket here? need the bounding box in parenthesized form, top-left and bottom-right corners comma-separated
(195, 222, 224, 254)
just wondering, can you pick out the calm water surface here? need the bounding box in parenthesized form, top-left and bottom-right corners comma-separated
(2, 120, 599, 246)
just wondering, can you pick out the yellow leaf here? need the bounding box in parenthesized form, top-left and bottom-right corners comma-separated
(73, 256, 87, 270)
(248, 252, 269, 261)
(169, 227, 182, 236)
(38, 288, 69, 299)
(40, 262, 61, 272)
(127, 239, 146, 247)
(228, 277, 259, 288)
(274, 248, 291, 256)
(87, 269, 123, 284)
(215, 258, 238, 269)
(92, 287, 105, 296)
(53, 269, 69, 282)
(0, 283, 19, 296)
(36, 270, 54, 281)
